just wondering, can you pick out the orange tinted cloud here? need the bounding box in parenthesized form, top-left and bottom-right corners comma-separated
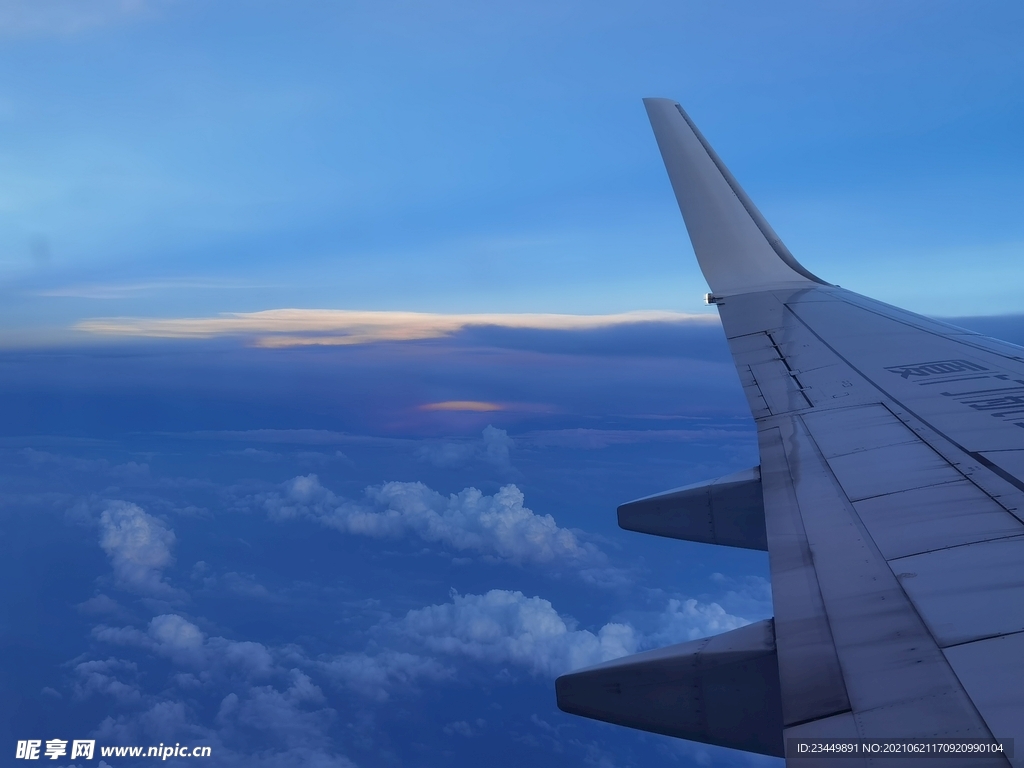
(419, 401, 504, 412)
(73, 309, 714, 347)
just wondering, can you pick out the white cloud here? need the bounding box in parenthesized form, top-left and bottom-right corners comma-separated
(648, 598, 751, 645)
(401, 589, 639, 677)
(415, 441, 478, 468)
(400, 589, 752, 678)
(316, 650, 451, 702)
(707, 573, 774, 620)
(94, 700, 214, 756)
(148, 614, 205, 661)
(77, 593, 131, 620)
(72, 658, 141, 704)
(98, 501, 180, 597)
(93, 614, 274, 679)
(259, 475, 604, 568)
(84, 620, 355, 765)
(215, 670, 331, 749)
(416, 425, 516, 471)
(443, 720, 477, 737)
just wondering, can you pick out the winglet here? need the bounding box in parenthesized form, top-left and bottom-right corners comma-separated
(643, 98, 828, 295)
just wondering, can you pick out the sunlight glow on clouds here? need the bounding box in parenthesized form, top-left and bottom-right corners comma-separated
(73, 309, 713, 347)
(420, 400, 504, 412)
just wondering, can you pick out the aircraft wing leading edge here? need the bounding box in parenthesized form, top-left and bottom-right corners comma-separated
(555, 99, 1024, 766)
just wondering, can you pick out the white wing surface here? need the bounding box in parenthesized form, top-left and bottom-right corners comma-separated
(556, 99, 1024, 767)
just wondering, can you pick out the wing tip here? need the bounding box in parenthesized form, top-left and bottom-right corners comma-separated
(643, 97, 829, 294)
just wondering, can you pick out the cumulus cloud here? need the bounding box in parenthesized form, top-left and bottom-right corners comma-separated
(86, 620, 356, 766)
(98, 501, 180, 597)
(401, 590, 639, 677)
(93, 614, 274, 679)
(72, 658, 141, 704)
(259, 475, 603, 568)
(316, 650, 452, 702)
(648, 598, 751, 645)
(416, 425, 515, 471)
(94, 699, 210, 749)
(215, 670, 331, 749)
(400, 589, 752, 678)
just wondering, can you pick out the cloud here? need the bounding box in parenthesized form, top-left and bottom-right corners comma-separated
(400, 589, 752, 678)
(258, 475, 603, 568)
(219, 571, 274, 600)
(73, 308, 712, 347)
(706, 572, 774, 619)
(85, 618, 356, 766)
(72, 658, 141, 704)
(482, 425, 515, 470)
(415, 441, 478, 468)
(416, 425, 515, 471)
(420, 400, 503, 412)
(21, 448, 150, 478)
(401, 589, 638, 677)
(215, 670, 332, 749)
(192, 563, 274, 600)
(225, 447, 283, 461)
(95, 699, 204, 745)
(98, 501, 180, 597)
(77, 593, 131, 619)
(444, 720, 483, 737)
(148, 613, 205, 660)
(38, 278, 264, 299)
(316, 650, 452, 702)
(647, 598, 751, 645)
(93, 614, 275, 678)
(523, 427, 746, 449)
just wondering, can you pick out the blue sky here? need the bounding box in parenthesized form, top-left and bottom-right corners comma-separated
(2, 0, 1024, 342)
(2, 1, 1024, 766)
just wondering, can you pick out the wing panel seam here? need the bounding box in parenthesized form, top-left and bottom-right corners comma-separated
(783, 302, 1024, 501)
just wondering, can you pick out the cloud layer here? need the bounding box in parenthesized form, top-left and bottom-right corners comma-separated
(74, 309, 713, 347)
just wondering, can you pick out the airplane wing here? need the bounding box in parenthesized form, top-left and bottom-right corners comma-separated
(556, 99, 1024, 766)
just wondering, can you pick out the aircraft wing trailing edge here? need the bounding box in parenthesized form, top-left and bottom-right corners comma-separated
(556, 99, 1024, 766)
